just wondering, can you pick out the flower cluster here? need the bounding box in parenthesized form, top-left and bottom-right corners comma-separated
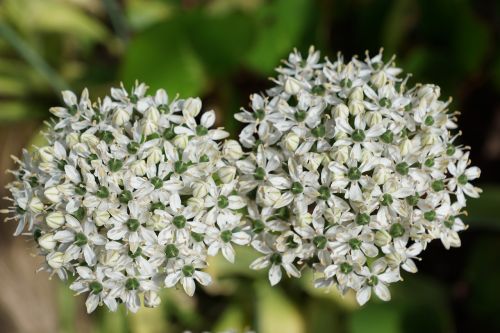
(2, 83, 249, 313)
(235, 47, 481, 305)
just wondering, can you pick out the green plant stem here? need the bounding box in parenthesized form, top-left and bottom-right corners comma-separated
(0, 22, 69, 93)
(102, 0, 129, 42)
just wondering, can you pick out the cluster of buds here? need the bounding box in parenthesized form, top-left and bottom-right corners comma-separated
(2, 83, 249, 312)
(235, 47, 481, 305)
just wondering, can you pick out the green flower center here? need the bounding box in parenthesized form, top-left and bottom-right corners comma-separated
(119, 190, 133, 204)
(127, 218, 140, 231)
(348, 167, 361, 181)
(311, 124, 326, 138)
(424, 116, 434, 126)
(295, 110, 306, 122)
(218, 195, 229, 209)
(125, 278, 139, 291)
(74, 232, 88, 246)
(311, 85, 325, 95)
(129, 247, 142, 258)
(406, 195, 419, 206)
(163, 126, 176, 140)
(151, 177, 164, 189)
(270, 253, 282, 265)
(73, 207, 86, 221)
(380, 131, 394, 144)
(254, 167, 266, 180)
(379, 97, 392, 108)
(446, 145, 456, 156)
(96, 186, 109, 199)
(196, 126, 208, 136)
(356, 213, 370, 225)
(253, 109, 265, 121)
(396, 162, 409, 176)
(89, 281, 103, 294)
(98, 131, 114, 144)
(174, 161, 188, 174)
(457, 174, 468, 185)
(75, 183, 87, 196)
(389, 223, 405, 238)
(221, 230, 232, 243)
(252, 219, 265, 233)
(165, 244, 179, 258)
(340, 262, 353, 274)
(349, 238, 362, 250)
(291, 181, 304, 194)
(340, 78, 352, 88)
(182, 265, 195, 277)
(424, 158, 435, 168)
(173, 215, 186, 229)
(381, 193, 393, 206)
(150, 202, 165, 211)
(431, 180, 445, 192)
(313, 235, 327, 249)
(424, 210, 436, 221)
(367, 276, 379, 286)
(318, 186, 330, 200)
(352, 129, 365, 142)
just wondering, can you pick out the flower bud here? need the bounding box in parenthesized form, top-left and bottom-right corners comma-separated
(80, 133, 100, 148)
(144, 107, 160, 123)
(29, 197, 44, 213)
(95, 210, 110, 227)
(38, 147, 54, 163)
(303, 153, 323, 171)
(44, 187, 62, 203)
(332, 103, 349, 119)
(218, 166, 236, 184)
(100, 250, 120, 266)
(330, 146, 348, 164)
(372, 166, 390, 184)
(147, 147, 162, 165)
(183, 98, 202, 117)
(399, 138, 412, 156)
(370, 71, 387, 88)
(284, 77, 301, 95)
(142, 119, 157, 136)
(223, 140, 243, 160)
(366, 111, 382, 126)
(173, 134, 188, 149)
(187, 197, 204, 211)
(298, 212, 313, 225)
(192, 181, 209, 198)
(349, 87, 364, 101)
(66, 133, 80, 149)
(112, 109, 130, 126)
(374, 230, 392, 247)
(257, 186, 281, 207)
(284, 132, 300, 151)
(47, 251, 64, 269)
(131, 160, 147, 176)
(38, 234, 56, 250)
(46, 211, 65, 229)
(348, 100, 364, 115)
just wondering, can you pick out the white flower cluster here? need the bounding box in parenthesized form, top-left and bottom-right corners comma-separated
(235, 47, 481, 305)
(2, 83, 250, 313)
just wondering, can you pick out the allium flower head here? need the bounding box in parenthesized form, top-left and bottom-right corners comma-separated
(2, 82, 249, 313)
(235, 47, 481, 305)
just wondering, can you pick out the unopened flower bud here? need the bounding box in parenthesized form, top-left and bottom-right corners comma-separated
(284, 77, 301, 95)
(223, 140, 243, 160)
(375, 230, 392, 247)
(284, 132, 300, 151)
(38, 147, 54, 163)
(46, 211, 65, 229)
(144, 291, 161, 308)
(95, 210, 110, 227)
(29, 197, 44, 213)
(332, 104, 349, 119)
(47, 251, 64, 269)
(112, 109, 130, 126)
(218, 166, 236, 184)
(349, 87, 364, 101)
(173, 134, 188, 149)
(39, 234, 56, 250)
(147, 147, 162, 165)
(183, 98, 202, 117)
(257, 186, 281, 207)
(66, 133, 80, 149)
(44, 187, 61, 203)
(131, 160, 147, 176)
(349, 100, 365, 115)
(371, 71, 387, 88)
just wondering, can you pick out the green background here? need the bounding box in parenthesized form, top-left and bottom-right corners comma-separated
(0, 0, 499, 332)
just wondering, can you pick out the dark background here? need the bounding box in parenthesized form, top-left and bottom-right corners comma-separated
(0, 0, 499, 332)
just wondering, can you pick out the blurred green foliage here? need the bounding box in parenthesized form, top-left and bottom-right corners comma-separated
(1, 0, 499, 332)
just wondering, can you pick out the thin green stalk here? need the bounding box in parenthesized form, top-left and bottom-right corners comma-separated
(0, 22, 69, 93)
(102, 0, 129, 42)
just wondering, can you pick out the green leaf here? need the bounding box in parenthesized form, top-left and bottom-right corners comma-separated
(121, 17, 207, 98)
(464, 185, 500, 229)
(187, 10, 255, 76)
(244, 0, 312, 74)
(349, 303, 401, 333)
(256, 282, 305, 333)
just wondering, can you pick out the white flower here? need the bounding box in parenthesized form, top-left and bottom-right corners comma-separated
(235, 48, 481, 306)
(2, 82, 246, 313)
